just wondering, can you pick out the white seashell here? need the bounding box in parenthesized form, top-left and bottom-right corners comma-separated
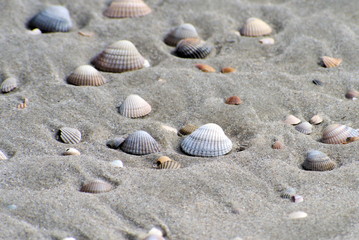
(1, 77, 18, 93)
(259, 37, 274, 45)
(27, 28, 42, 35)
(110, 160, 124, 168)
(59, 127, 81, 144)
(284, 115, 301, 125)
(62, 148, 80, 156)
(288, 211, 307, 219)
(181, 123, 232, 157)
(295, 122, 312, 134)
(67, 65, 106, 86)
(322, 124, 359, 144)
(119, 94, 151, 118)
(175, 38, 212, 59)
(309, 115, 323, 125)
(164, 23, 199, 46)
(104, 0, 152, 18)
(0, 150, 8, 160)
(240, 18, 272, 37)
(303, 150, 336, 171)
(120, 130, 161, 155)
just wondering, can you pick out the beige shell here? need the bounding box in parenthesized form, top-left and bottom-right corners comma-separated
(345, 89, 359, 100)
(63, 148, 81, 156)
(119, 94, 151, 118)
(80, 179, 113, 193)
(154, 156, 181, 169)
(295, 121, 313, 135)
(178, 124, 198, 136)
(321, 56, 342, 68)
(164, 23, 199, 46)
(104, 0, 152, 18)
(284, 115, 301, 125)
(17, 97, 28, 109)
(0, 150, 8, 160)
(322, 124, 359, 144)
(93, 40, 149, 73)
(1, 77, 18, 93)
(120, 130, 161, 155)
(259, 37, 275, 44)
(175, 38, 212, 59)
(59, 127, 81, 144)
(309, 115, 323, 125)
(67, 65, 106, 86)
(195, 64, 216, 73)
(221, 67, 236, 73)
(272, 140, 285, 149)
(302, 150, 336, 171)
(240, 18, 272, 37)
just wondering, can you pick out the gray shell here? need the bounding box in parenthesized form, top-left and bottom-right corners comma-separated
(80, 179, 113, 193)
(294, 121, 312, 135)
(302, 150, 336, 171)
(59, 127, 81, 144)
(181, 123, 232, 157)
(120, 130, 160, 155)
(29, 6, 72, 33)
(164, 23, 199, 46)
(175, 38, 212, 59)
(1, 77, 18, 93)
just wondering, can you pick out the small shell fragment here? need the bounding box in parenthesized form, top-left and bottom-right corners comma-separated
(221, 67, 236, 73)
(280, 188, 296, 199)
(119, 94, 152, 118)
(106, 137, 125, 149)
(345, 89, 359, 100)
(63, 148, 81, 156)
(309, 115, 323, 125)
(288, 211, 307, 219)
(178, 124, 198, 136)
(225, 96, 242, 105)
(295, 121, 313, 135)
(59, 127, 81, 144)
(291, 195, 304, 203)
(272, 140, 285, 149)
(175, 38, 212, 59)
(80, 179, 113, 193)
(78, 31, 94, 37)
(284, 115, 301, 125)
(164, 23, 199, 46)
(104, 0, 152, 18)
(0, 150, 8, 160)
(259, 37, 274, 45)
(67, 65, 106, 86)
(195, 64, 216, 73)
(321, 56, 342, 68)
(110, 160, 124, 168)
(240, 17, 272, 37)
(17, 98, 28, 109)
(302, 150, 336, 171)
(1, 77, 18, 93)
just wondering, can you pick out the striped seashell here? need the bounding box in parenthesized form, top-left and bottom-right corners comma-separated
(119, 94, 151, 118)
(59, 127, 81, 144)
(80, 179, 113, 193)
(0, 150, 8, 160)
(284, 115, 301, 125)
(295, 121, 313, 135)
(106, 137, 125, 149)
(221, 67, 236, 73)
(178, 124, 198, 136)
(240, 18, 272, 37)
(29, 5, 72, 33)
(164, 23, 199, 46)
(63, 148, 81, 156)
(1, 77, 18, 93)
(321, 56, 342, 68)
(288, 211, 307, 219)
(67, 65, 106, 86)
(322, 124, 359, 144)
(225, 96, 242, 105)
(302, 150, 336, 171)
(154, 156, 181, 169)
(175, 38, 212, 59)
(93, 40, 149, 73)
(272, 140, 285, 149)
(181, 123, 232, 157)
(259, 37, 275, 44)
(104, 0, 152, 18)
(195, 64, 216, 73)
(309, 115, 323, 125)
(345, 89, 359, 100)
(120, 130, 160, 155)
(280, 187, 296, 199)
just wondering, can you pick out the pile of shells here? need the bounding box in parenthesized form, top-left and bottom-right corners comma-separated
(240, 18, 272, 37)
(302, 150, 336, 171)
(58, 127, 81, 144)
(67, 65, 106, 86)
(104, 0, 152, 18)
(80, 179, 113, 193)
(120, 130, 161, 155)
(154, 156, 181, 169)
(284, 114, 323, 135)
(118, 94, 152, 118)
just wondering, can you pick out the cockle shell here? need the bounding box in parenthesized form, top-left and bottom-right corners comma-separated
(67, 65, 106, 86)
(59, 127, 81, 144)
(63, 148, 81, 156)
(225, 96, 242, 105)
(120, 130, 160, 155)
(221, 67, 236, 73)
(284, 115, 301, 125)
(106, 137, 125, 149)
(164, 23, 199, 46)
(309, 115, 323, 125)
(178, 124, 198, 136)
(29, 5, 72, 33)
(302, 150, 336, 171)
(181, 123, 232, 157)
(272, 140, 285, 149)
(345, 89, 359, 100)
(175, 38, 212, 59)
(104, 0, 152, 18)
(240, 18, 272, 37)
(154, 156, 181, 169)
(295, 121, 313, 135)
(80, 179, 113, 193)
(119, 94, 151, 118)
(1, 77, 18, 93)
(0, 150, 8, 160)
(93, 40, 149, 73)
(322, 124, 359, 144)
(195, 64, 216, 73)
(321, 56, 342, 68)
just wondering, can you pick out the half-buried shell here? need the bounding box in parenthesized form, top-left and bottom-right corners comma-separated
(59, 127, 81, 144)
(302, 150, 336, 171)
(118, 94, 151, 118)
(284, 115, 301, 125)
(175, 38, 212, 59)
(1, 77, 18, 93)
(295, 121, 312, 135)
(178, 124, 198, 136)
(67, 65, 106, 86)
(63, 148, 81, 156)
(164, 23, 199, 47)
(120, 130, 160, 155)
(80, 179, 113, 193)
(309, 115, 323, 125)
(322, 124, 359, 144)
(154, 156, 181, 169)
(104, 0, 152, 18)
(240, 17, 272, 37)
(321, 56, 342, 68)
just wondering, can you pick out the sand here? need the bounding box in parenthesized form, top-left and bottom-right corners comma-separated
(1, 0, 359, 239)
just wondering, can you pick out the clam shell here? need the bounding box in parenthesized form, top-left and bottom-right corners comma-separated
(280, 188, 296, 199)
(1, 77, 18, 93)
(120, 130, 160, 155)
(221, 67, 236, 73)
(67, 65, 106, 86)
(154, 156, 181, 169)
(309, 115, 323, 125)
(178, 124, 198, 136)
(225, 96, 242, 105)
(322, 124, 359, 144)
(175, 38, 212, 59)
(240, 18, 272, 37)
(321, 56, 342, 68)
(181, 123, 232, 157)
(119, 94, 151, 118)
(106, 137, 125, 149)
(104, 0, 152, 18)
(195, 64, 216, 73)
(272, 140, 285, 149)
(94, 40, 149, 73)
(0, 150, 8, 160)
(345, 89, 359, 100)
(295, 121, 313, 135)
(164, 23, 199, 46)
(29, 5, 72, 33)
(302, 150, 336, 171)
(80, 179, 113, 193)
(284, 115, 301, 125)
(63, 148, 81, 156)
(59, 127, 81, 144)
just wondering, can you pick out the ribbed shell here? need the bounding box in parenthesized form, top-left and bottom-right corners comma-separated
(178, 124, 198, 136)
(120, 130, 160, 155)
(240, 18, 272, 37)
(164, 23, 199, 46)
(280, 188, 296, 199)
(104, 0, 152, 18)
(63, 148, 81, 156)
(0, 150, 7, 160)
(59, 127, 81, 144)
(322, 124, 359, 144)
(29, 6, 72, 33)
(225, 96, 242, 105)
(1, 77, 18, 93)
(175, 38, 212, 59)
(284, 115, 301, 125)
(309, 115, 323, 125)
(67, 65, 106, 86)
(302, 150, 336, 171)
(295, 121, 313, 135)
(181, 123, 232, 157)
(119, 94, 151, 118)
(272, 140, 285, 149)
(94, 40, 148, 73)
(80, 179, 113, 193)
(321, 56, 342, 68)
(157, 160, 181, 169)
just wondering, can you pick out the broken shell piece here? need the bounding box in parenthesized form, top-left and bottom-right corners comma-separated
(284, 115, 301, 125)
(1, 77, 18, 93)
(240, 18, 272, 37)
(195, 64, 216, 73)
(321, 56, 342, 68)
(259, 37, 274, 45)
(295, 121, 313, 135)
(80, 179, 113, 193)
(302, 150, 336, 171)
(63, 148, 80, 156)
(0, 150, 8, 160)
(178, 124, 198, 136)
(154, 156, 181, 169)
(59, 127, 81, 144)
(280, 188, 296, 199)
(104, 0, 152, 18)
(225, 96, 242, 105)
(288, 211, 307, 219)
(309, 115, 323, 125)
(164, 23, 199, 46)
(272, 140, 285, 149)
(106, 137, 125, 149)
(291, 195, 303, 203)
(221, 67, 236, 73)
(345, 89, 359, 100)
(111, 160, 124, 168)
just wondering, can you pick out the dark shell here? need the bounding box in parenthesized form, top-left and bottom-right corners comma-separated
(175, 38, 212, 59)
(120, 130, 160, 155)
(29, 6, 72, 33)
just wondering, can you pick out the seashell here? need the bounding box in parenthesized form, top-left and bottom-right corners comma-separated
(175, 38, 212, 59)
(195, 64, 216, 73)
(345, 89, 359, 100)
(67, 65, 106, 86)
(312, 79, 323, 86)
(225, 96, 242, 105)
(110, 160, 124, 168)
(0, 150, 8, 160)
(1, 77, 18, 93)
(288, 211, 307, 219)
(104, 0, 152, 18)
(178, 124, 198, 136)
(59, 127, 81, 144)
(280, 188, 296, 199)
(29, 5, 72, 33)
(80, 179, 113, 193)
(309, 115, 323, 125)
(321, 56, 342, 68)
(272, 140, 285, 149)
(322, 124, 359, 144)
(291, 195, 304, 203)
(294, 121, 312, 134)
(27, 28, 42, 35)
(107, 137, 125, 149)
(221, 67, 236, 73)
(63, 148, 81, 156)
(118, 94, 151, 118)
(181, 123, 232, 157)
(78, 31, 94, 37)
(302, 150, 336, 171)
(93, 40, 149, 73)
(164, 23, 199, 46)
(284, 115, 301, 125)
(259, 37, 274, 44)
(240, 18, 272, 37)
(120, 130, 160, 155)
(154, 156, 181, 169)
